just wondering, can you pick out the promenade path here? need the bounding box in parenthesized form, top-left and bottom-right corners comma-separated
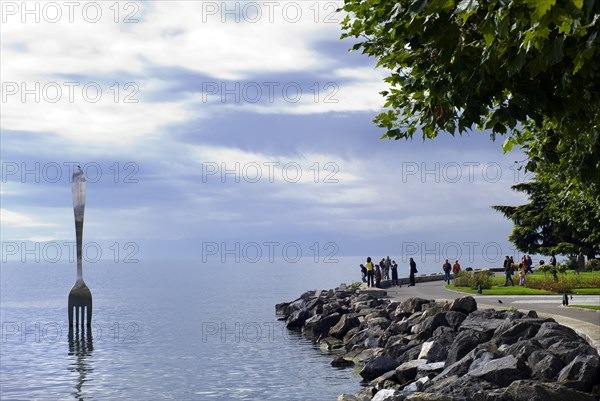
(379, 279, 600, 349)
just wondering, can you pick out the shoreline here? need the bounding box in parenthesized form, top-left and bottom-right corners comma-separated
(276, 285, 600, 401)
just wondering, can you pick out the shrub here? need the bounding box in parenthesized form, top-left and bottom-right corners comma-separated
(556, 263, 568, 274)
(526, 274, 600, 292)
(526, 277, 573, 293)
(453, 270, 494, 289)
(537, 264, 552, 275)
(586, 258, 600, 271)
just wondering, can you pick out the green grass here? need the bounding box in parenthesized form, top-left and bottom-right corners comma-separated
(572, 288, 600, 295)
(568, 305, 600, 311)
(447, 284, 554, 296)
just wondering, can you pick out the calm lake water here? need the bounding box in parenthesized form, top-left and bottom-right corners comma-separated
(1, 258, 374, 401)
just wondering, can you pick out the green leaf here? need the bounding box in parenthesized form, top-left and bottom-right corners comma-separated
(455, 0, 478, 16)
(507, 52, 527, 76)
(502, 137, 518, 152)
(526, 0, 557, 21)
(543, 37, 564, 66)
(570, 0, 583, 9)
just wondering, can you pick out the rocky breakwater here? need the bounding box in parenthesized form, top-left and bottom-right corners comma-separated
(275, 287, 600, 401)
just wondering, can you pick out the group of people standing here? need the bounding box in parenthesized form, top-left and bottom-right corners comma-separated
(503, 254, 533, 286)
(360, 256, 419, 288)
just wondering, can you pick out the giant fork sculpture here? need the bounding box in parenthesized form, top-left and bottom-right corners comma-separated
(68, 165, 92, 327)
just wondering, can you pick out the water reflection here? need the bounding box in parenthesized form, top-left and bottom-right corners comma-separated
(68, 326, 94, 400)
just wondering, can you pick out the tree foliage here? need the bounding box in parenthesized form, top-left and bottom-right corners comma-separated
(340, 0, 600, 197)
(492, 177, 598, 257)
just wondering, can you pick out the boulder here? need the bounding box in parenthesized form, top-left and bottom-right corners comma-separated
(445, 329, 492, 366)
(319, 336, 344, 351)
(323, 301, 343, 316)
(556, 354, 599, 392)
(285, 309, 311, 329)
(406, 393, 456, 401)
(424, 375, 497, 400)
(467, 349, 498, 373)
(467, 354, 531, 387)
(417, 341, 447, 363)
(501, 379, 597, 401)
(360, 356, 400, 381)
(491, 319, 544, 345)
(330, 314, 360, 339)
(401, 376, 431, 393)
(302, 313, 341, 340)
(547, 339, 598, 365)
(416, 362, 445, 377)
(337, 395, 358, 401)
(331, 355, 355, 368)
(396, 298, 432, 314)
(412, 313, 448, 339)
(372, 389, 403, 401)
(368, 317, 392, 331)
(458, 313, 505, 337)
(449, 296, 477, 314)
(442, 311, 467, 331)
(504, 339, 543, 361)
(531, 353, 564, 380)
(532, 321, 579, 348)
(395, 359, 426, 384)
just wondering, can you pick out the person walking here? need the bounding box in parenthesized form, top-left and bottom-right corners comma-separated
(452, 260, 461, 274)
(443, 259, 452, 284)
(391, 260, 399, 286)
(503, 256, 514, 286)
(360, 264, 367, 283)
(550, 251, 558, 281)
(576, 249, 585, 274)
(409, 257, 417, 286)
(526, 255, 533, 273)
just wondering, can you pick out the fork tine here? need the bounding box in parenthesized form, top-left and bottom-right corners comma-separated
(87, 305, 92, 327)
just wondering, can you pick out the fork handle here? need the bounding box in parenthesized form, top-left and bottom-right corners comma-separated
(72, 167, 86, 281)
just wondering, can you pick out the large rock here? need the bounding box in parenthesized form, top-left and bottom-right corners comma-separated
(442, 311, 467, 331)
(458, 312, 505, 337)
(360, 356, 400, 381)
(532, 321, 579, 348)
(396, 298, 432, 314)
(322, 301, 343, 316)
(406, 393, 456, 401)
(424, 374, 497, 400)
(501, 379, 597, 401)
(412, 313, 448, 339)
(467, 354, 531, 387)
(449, 296, 477, 314)
(491, 319, 544, 345)
(417, 341, 447, 363)
(504, 339, 543, 361)
(285, 309, 310, 329)
(331, 355, 355, 368)
(556, 354, 599, 392)
(531, 353, 564, 380)
(302, 313, 341, 340)
(445, 329, 492, 366)
(372, 389, 403, 401)
(330, 314, 360, 339)
(395, 359, 426, 384)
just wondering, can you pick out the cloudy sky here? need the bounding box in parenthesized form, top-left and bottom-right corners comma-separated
(1, 1, 529, 268)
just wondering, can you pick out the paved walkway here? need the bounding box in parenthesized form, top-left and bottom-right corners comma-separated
(380, 279, 600, 349)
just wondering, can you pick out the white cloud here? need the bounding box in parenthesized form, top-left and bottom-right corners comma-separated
(0, 208, 58, 228)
